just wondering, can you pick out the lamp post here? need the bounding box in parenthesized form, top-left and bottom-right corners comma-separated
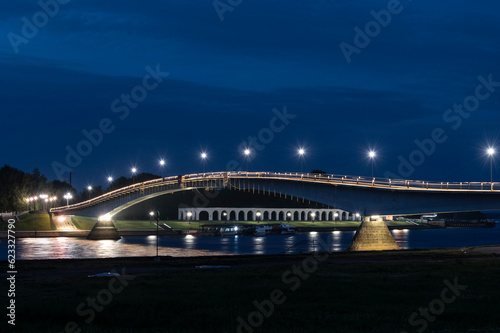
(256, 211, 261, 224)
(63, 193, 72, 207)
(131, 167, 137, 184)
(149, 211, 160, 260)
(87, 186, 92, 200)
(368, 150, 376, 178)
(287, 212, 291, 222)
(187, 211, 192, 225)
(334, 212, 339, 221)
(310, 212, 316, 223)
(244, 148, 251, 172)
(39, 194, 48, 211)
(159, 159, 165, 178)
(201, 152, 207, 173)
(298, 148, 305, 173)
(487, 147, 495, 183)
(107, 176, 113, 190)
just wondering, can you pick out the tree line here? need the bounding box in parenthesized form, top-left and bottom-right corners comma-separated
(0, 164, 160, 213)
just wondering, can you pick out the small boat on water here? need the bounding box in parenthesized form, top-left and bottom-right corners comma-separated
(253, 224, 297, 235)
(198, 224, 239, 236)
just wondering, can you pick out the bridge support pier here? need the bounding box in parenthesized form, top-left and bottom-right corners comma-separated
(347, 217, 399, 251)
(87, 218, 121, 240)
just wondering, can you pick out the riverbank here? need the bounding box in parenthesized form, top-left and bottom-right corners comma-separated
(2, 246, 500, 332)
(0, 224, 434, 238)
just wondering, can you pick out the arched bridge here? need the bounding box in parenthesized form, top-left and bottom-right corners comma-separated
(50, 171, 500, 219)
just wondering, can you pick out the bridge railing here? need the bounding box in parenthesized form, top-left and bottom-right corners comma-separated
(50, 171, 498, 213)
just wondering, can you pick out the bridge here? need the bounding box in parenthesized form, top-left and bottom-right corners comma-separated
(50, 171, 500, 220)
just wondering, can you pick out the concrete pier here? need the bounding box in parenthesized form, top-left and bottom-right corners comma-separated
(87, 219, 121, 240)
(348, 217, 400, 251)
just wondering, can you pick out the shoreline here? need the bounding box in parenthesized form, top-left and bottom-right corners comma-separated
(0, 224, 438, 238)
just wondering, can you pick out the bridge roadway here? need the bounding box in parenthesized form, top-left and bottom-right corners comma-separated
(50, 171, 500, 219)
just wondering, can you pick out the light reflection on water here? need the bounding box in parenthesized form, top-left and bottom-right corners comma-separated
(2, 227, 500, 260)
(391, 229, 410, 249)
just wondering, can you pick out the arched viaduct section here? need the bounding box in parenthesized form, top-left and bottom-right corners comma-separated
(50, 172, 500, 219)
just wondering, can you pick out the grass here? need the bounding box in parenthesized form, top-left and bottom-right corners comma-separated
(1, 212, 56, 230)
(388, 220, 414, 226)
(71, 216, 97, 230)
(114, 220, 158, 229)
(6, 251, 500, 332)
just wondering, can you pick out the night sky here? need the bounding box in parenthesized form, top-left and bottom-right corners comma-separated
(1, 0, 500, 192)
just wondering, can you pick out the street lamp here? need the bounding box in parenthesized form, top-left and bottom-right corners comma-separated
(39, 194, 48, 211)
(298, 148, 305, 173)
(149, 211, 160, 260)
(107, 176, 113, 190)
(487, 147, 495, 183)
(368, 150, 376, 178)
(310, 212, 316, 223)
(287, 212, 291, 222)
(243, 148, 251, 172)
(131, 167, 137, 184)
(63, 193, 72, 207)
(334, 212, 339, 221)
(201, 152, 207, 173)
(159, 159, 165, 178)
(87, 186, 92, 200)
(187, 211, 193, 224)
(256, 211, 261, 224)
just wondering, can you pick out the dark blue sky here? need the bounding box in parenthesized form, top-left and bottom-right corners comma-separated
(1, 0, 500, 191)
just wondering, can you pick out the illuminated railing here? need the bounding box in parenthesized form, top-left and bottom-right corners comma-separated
(50, 171, 498, 212)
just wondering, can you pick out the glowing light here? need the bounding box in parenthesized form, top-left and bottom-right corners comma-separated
(201, 152, 207, 159)
(87, 186, 92, 191)
(131, 167, 137, 173)
(99, 213, 111, 221)
(149, 211, 155, 216)
(487, 147, 495, 156)
(107, 176, 113, 182)
(298, 148, 305, 156)
(159, 159, 165, 166)
(244, 149, 251, 156)
(369, 151, 376, 158)
(57, 216, 66, 222)
(371, 215, 380, 219)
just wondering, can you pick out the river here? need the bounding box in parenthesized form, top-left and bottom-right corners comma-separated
(1, 227, 500, 260)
